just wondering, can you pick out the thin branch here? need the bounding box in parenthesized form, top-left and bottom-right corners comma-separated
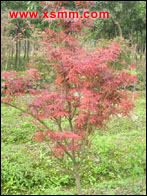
(2, 102, 50, 130)
(2, 101, 74, 163)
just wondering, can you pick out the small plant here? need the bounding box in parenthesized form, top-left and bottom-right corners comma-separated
(1, 1, 138, 195)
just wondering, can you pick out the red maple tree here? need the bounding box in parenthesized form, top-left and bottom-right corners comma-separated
(1, 1, 138, 195)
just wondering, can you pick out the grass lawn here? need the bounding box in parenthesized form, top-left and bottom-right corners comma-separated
(1, 91, 146, 195)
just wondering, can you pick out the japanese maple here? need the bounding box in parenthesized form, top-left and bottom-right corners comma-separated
(1, 1, 138, 195)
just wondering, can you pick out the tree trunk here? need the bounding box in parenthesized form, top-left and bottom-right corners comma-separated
(18, 39, 21, 67)
(11, 47, 14, 60)
(24, 39, 27, 60)
(103, 21, 106, 39)
(136, 31, 138, 60)
(26, 39, 30, 62)
(74, 167, 82, 195)
(113, 20, 123, 38)
(15, 40, 19, 69)
(117, 22, 122, 38)
(140, 29, 143, 60)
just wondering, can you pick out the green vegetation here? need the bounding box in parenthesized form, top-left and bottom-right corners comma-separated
(1, 91, 146, 195)
(1, 1, 146, 195)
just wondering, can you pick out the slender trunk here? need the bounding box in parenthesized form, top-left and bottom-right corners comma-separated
(8, 49, 11, 59)
(136, 31, 138, 60)
(74, 167, 82, 195)
(114, 25, 117, 37)
(18, 39, 21, 67)
(140, 29, 143, 60)
(103, 22, 106, 39)
(117, 23, 122, 38)
(24, 39, 27, 59)
(113, 20, 122, 38)
(27, 39, 30, 62)
(11, 47, 14, 60)
(15, 40, 18, 69)
(136, 30, 138, 43)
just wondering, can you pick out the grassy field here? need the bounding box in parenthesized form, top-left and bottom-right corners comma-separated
(1, 91, 146, 195)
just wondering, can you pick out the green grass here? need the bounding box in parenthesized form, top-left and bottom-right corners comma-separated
(1, 91, 146, 195)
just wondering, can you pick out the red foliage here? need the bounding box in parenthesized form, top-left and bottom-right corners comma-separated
(1, 1, 138, 160)
(1, 68, 43, 98)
